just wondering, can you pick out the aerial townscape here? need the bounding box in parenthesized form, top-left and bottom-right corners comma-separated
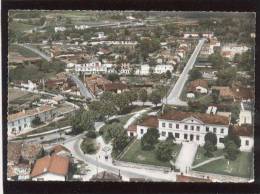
(7, 11, 255, 182)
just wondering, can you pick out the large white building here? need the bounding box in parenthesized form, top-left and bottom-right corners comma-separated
(135, 64, 150, 75)
(154, 64, 173, 74)
(75, 61, 108, 74)
(136, 111, 230, 148)
(239, 101, 253, 126)
(7, 105, 56, 136)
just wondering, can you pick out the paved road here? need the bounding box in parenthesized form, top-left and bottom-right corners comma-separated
(18, 44, 51, 62)
(69, 74, 95, 100)
(64, 138, 175, 181)
(163, 38, 206, 106)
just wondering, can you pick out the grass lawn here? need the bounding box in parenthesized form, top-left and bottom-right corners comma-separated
(192, 146, 224, 166)
(22, 117, 71, 136)
(193, 152, 253, 178)
(120, 140, 182, 167)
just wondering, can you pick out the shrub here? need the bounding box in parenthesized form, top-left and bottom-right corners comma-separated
(86, 131, 97, 139)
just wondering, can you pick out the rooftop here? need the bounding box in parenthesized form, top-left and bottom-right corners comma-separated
(137, 115, 159, 128)
(31, 155, 69, 178)
(232, 124, 253, 137)
(159, 111, 230, 125)
(90, 171, 122, 182)
(187, 79, 208, 92)
(8, 105, 55, 122)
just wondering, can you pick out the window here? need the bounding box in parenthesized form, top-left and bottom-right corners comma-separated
(184, 125, 188, 130)
(196, 135, 200, 141)
(175, 133, 180, 138)
(140, 129, 144, 134)
(161, 131, 166, 137)
(191, 126, 194, 131)
(24, 118, 26, 122)
(12, 122, 14, 126)
(162, 123, 165, 127)
(221, 128, 224, 133)
(169, 123, 172, 128)
(219, 138, 224, 143)
(18, 120, 20, 124)
(24, 124, 27, 128)
(19, 126, 22, 131)
(206, 127, 209, 132)
(196, 126, 200, 131)
(176, 124, 179, 129)
(213, 128, 217, 133)
(184, 134, 188, 140)
(245, 140, 249, 146)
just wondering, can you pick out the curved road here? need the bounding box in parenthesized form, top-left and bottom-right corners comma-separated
(18, 44, 51, 62)
(163, 38, 206, 106)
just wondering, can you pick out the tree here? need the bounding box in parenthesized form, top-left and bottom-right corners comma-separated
(204, 140, 215, 157)
(81, 140, 97, 154)
(208, 51, 225, 70)
(100, 91, 115, 103)
(125, 90, 138, 105)
(31, 116, 42, 126)
(155, 141, 174, 161)
(149, 90, 161, 107)
(107, 73, 120, 82)
(114, 92, 130, 113)
(224, 140, 240, 160)
(166, 133, 175, 142)
(71, 110, 95, 135)
(103, 123, 123, 142)
(211, 89, 220, 104)
(216, 67, 236, 86)
(141, 128, 160, 150)
(188, 69, 202, 81)
(166, 70, 172, 79)
(204, 132, 218, 147)
(112, 131, 129, 156)
(139, 89, 148, 105)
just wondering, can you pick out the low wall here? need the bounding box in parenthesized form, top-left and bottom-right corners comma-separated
(114, 159, 171, 172)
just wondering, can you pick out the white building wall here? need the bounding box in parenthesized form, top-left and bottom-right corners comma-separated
(240, 136, 254, 152)
(196, 86, 208, 94)
(136, 125, 149, 139)
(239, 110, 252, 126)
(154, 65, 173, 74)
(32, 172, 66, 181)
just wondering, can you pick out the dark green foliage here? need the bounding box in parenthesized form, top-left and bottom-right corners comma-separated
(155, 141, 174, 161)
(141, 128, 160, 150)
(188, 69, 202, 81)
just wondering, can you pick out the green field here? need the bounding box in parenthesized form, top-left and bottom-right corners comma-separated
(192, 146, 224, 166)
(193, 152, 253, 178)
(9, 21, 36, 32)
(9, 45, 39, 58)
(120, 140, 182, 167)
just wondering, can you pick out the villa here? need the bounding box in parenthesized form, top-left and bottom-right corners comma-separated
(136, 111, 230, 148)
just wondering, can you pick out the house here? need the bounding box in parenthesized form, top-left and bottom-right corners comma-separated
(137, 111, 230, 148)
(21, 143, 44, 164)
(239, 101, 253, 126)
(75, 25, 89, 30)
(8, 105, 56, 136)
(54, 27, 66, 33)
(103, 82, 128, 94)
(231, 86, 254, 101)
(49, 145, 72, 157)
(202, 32, 214, 39)
(221, 44, 249, 59)
(75, 61, 108, 75)
(31, 155, 69, 181)
(231, 124, 253, 152)
(154, 64, 173, 74)
(137, 115, 159, 139)
(135, 64, 150, 75)
(211, 86, 234, 100)
(20, 80, 37, 92)
(183, 33, 199, 39)
(85, 75, 112, 95)
(127, 124, 137, 137)
(90, 171, 122, 182)
(187, 79, 208, 95)
(120, 63, 131, 75)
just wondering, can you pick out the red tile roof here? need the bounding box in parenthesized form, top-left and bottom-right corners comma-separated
(187, 79, 208, 92)
(176, 175, 211, 182)
(138, 115, 159, 128)
(127, 124, 137, 132)
(232, 124, 253, 137)
(159, 111, 230, 125)
(31, 155, 69, 178)
(104, 82, 128, 92)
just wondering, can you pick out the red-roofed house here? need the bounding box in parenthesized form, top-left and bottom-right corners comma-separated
(31, 155, 69, 181)
(232, 124, 253, 152)
(136, 115, 159, 139)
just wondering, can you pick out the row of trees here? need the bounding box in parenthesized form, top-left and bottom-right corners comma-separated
(204, 130, 241, 160)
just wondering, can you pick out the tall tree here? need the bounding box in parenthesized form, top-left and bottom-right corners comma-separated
(149, 90, 161, 107)
(141, 128, 160, 150)
(139, 89, 148, 105)
(155, 141, 174, 161)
